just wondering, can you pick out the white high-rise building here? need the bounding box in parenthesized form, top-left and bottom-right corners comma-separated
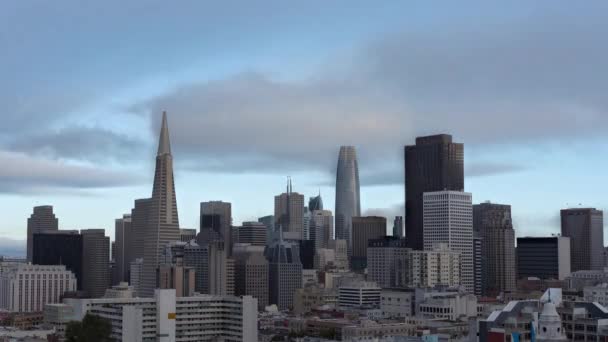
(0, 264, 76, 312)
(423, 191, 474, 293)
(64, 289, 257, 342)
(409, 245, 461, 288)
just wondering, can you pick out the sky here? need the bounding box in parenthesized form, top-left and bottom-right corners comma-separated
(1, 1, 607, 252)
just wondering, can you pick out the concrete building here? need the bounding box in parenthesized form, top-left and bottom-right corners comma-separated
(178, 228, 196, 242)
(233, 244, 269, 309)
(43, 303, 74, 337)
(81, 229, 110, 298)
(335, 146, 361, 251)
(423, 191, 474, 293)
(393, 216, 404, 238)
(267, 240, 303, 311)
(405, 134, 464, 251)
(157, 264, 195, 297)
(473, 202, 516, 296)
(129, 258, 144, 296)
(274, 179, 305, 241)
(114, 214, 132, 284)
(141, 112, 180, 297)
(583, 283, 608, 307)
(380, 288, 415, 319)
(183, 240, 208, 294)
(417, 292, 477, 320)
(367, 236, 410, 288)
(311, 210, 334, 249)
(258, 215, 275, 245)
(338, 281, 381, 309)
(65, 289, 258, 342)
(561, 208, 604, 272)
(129, 198, 151, 263)
(568, 269, 608, 290)
(329, 239, 349, 270)
(517, 236, 571, 280)
(208, 240, 234, 296)
(199, 201, 232, 254)
(409, 244, 461, 288)
(233, 221, 267, 246)
(26, 205, 59, 262)
(104, 282, 136, 299)
(351, 216, 386, 271)
(0, 264, 76, 312)
(473, 234, 483, 296)
(342, 321, 415, 342)
(293, 284, 337, 315)
(32, 230, 82, 290)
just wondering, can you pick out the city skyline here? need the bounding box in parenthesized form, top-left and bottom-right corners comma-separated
(2, 1, 608, 246)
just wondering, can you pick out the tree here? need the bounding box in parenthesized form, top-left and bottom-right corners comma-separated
(65, 313, 112, 342)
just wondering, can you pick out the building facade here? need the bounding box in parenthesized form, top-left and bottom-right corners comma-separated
(473, 202, 516, 295)
(274, 180, 305, 241)
(405, 134, 464, 251)
(311, 210, 334, 249)
(367, 237, 410, 288)
(114, 214, 132, 285)
(561, 208, 604, 272)
(233, 221, 267, 246)
(351, 216, 386, 271)
(233, 244, 269, 310)
(26, 205, 59, 262)
(267, 240, 303, 311)
(409, 244, 461, 288)
(517, 236, 571, 280)
(32, 230, 82, 290)
(81, 229, 110, 298)
(423, 191, 473, 293)
(199, 201, 232, 255)
(335, 146, 361, 251)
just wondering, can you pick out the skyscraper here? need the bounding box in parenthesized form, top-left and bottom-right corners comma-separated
(114, 214, 132, 284)
(473, 202, 516, 295)
(81, 229, 110, 298)
(233, 244, 269, 310)
(130, 198, 151, 261)
(405, 134, 464, 250)
(32, 230, 83, 290)
(26, 205, 59, 262)
(141, 112, 180, 297)
(351, 216, 386, 271)
(335, 146, 361, 250)
(517, 236, 571, 280)
(199, 201, 232, 253)
(423, 191, 473, 293)
(561, 208, 604, 271)
(367, 236, 409, 288)
(392, 216, 404, 238)
(311, 210, 334, 249)
(233, 222, 267, 247)
(309, 193, 323, 212)
(266, 240, 303, 311)
(274, 179, 305, 241)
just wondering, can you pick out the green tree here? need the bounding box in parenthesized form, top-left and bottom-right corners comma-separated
(65, 313, 112, 342)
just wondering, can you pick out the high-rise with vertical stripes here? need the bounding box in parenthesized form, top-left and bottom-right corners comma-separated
(335, 146, 361, 251)
(141, 112, 180, 297)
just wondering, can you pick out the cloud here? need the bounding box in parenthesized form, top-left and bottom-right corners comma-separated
(466, 162, 527, 178)
(0, 151, 140, 193)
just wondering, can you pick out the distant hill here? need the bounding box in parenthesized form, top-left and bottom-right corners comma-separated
(0, 238, 25, 258)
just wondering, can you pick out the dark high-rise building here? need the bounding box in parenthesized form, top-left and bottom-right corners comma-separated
(266, 240, 302, 311)
(199, 201, 232, 254)
(26, 205, 59, 262)
(309, 194, 323, 212)
(258, 215, 275, 245)
(114, 214, 132, 285)
(367, 236, 409, 288)
(517, 236, 571, 280)
(81, 229, 110, 298)
(233, 244, 269, 310)
(335, 146, 361, 251)
(473, 202, 516, 296)
(130, 198, 151, 261)
(141, 112, 180, 297)
(392, 216, 404, 238)
(32, 230, 83, 290)
(233, 222, 267, 247)
(561, 208, 604, 272)
(404, 134, 464, 250)
(298, 239, 316, 269)
(473, 235, 483, 296)
(351, 216, 386, 271)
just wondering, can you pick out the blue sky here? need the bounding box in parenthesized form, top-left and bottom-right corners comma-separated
(1, 1, 607, 249)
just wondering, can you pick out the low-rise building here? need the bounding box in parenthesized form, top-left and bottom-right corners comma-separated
(338, 281, 381, 309)
(417, 292, 477, 321)
(43, 303, 74, 337)
(380, 288, 415, 319)
(341, 320, 416, 342)
(294, 284, 337, 315)
(104, 282, 135, 298)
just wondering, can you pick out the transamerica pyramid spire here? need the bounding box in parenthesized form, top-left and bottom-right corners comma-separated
(157, 110, 172, 156)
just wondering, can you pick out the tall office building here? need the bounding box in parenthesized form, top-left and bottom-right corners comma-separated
(303, 207, 311, 240)
(367, 236, 409, 288)
(274, 179, 305, 241)
(392, 216, 404, 238)
(517, 236, 571, 280)
(266, 240, 303, 310)
(26, 205, 59, 262)
(200, 201, 232, 254)
(335, 146, 361, 250)
(233, 244, 269, 310)
(114, 214, 132, 284)
(473, 202, 516, 295)
(233, 222, 267, 246)
(208, 241, 234, 296)
(561, 208, 604, 271)
(351, 216, 386, 271)
(183, 241, 208, 294)
(81, 229, 110, 298)
(130, 198, 151, 261)
(311, 210, 334, 249)
(32, 230, 83, 290)
(141, 112, 180, 297)
(309, 193, 323, 211)
(0, 264, 76, 312)
(473, 235, 483, 296)
(405, 134, 464, 250)
(423, 191, 473, 293)
(179, 228, 196, 242)
(258, 215, 275, 245)
(409, 244, 461, 288)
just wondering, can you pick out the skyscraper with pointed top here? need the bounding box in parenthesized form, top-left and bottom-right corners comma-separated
(274, 178, 304, 241)
(335, 146, 361, 251)
(141, 111, 180, 297)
